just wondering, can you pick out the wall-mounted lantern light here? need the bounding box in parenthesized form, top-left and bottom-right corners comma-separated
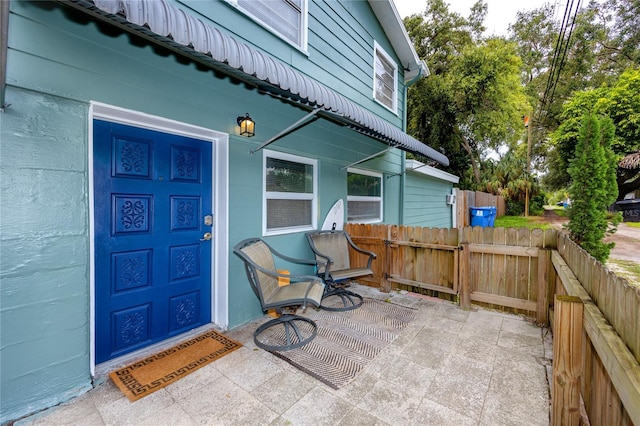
(236, 113, 255, 137)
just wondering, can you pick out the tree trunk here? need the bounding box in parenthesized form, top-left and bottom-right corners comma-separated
(461, 135, 481, 184)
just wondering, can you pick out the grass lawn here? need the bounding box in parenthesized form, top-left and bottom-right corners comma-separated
(494, 215, 552, 230)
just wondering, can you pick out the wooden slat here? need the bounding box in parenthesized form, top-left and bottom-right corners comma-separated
(480, 227, 495, 307)
(517, 228, 532, 316)
(492, 227, 507, 301)
(468, 243, 540, 257)
(419, 228, 429, 288)
(537, 249, 550, 325)
(444, 228, 458, 291)
(504, 228, 519, 314)
(388, 276, 457, 295)
(453, 248, 459, 294)
(470, 291, 537, 312)
(553, 251, 640, 424)
(460, 243, 470, 309)
(530, 230, 544, 317)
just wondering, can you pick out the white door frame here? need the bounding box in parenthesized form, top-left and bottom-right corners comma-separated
(88, 101, 229, 375)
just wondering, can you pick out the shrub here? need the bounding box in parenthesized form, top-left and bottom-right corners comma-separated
(567, 114, 619, 262)
(530, 194, 546, 216)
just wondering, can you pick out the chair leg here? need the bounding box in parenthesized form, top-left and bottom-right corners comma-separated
(320, 285, 364, 311)
(254, 314, 317, 351)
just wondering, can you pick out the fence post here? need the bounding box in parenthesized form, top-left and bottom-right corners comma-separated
(382, 239, 391, 293)
(459, 243, 470, 309)
(552, 295, 584, 426)
(537, 249, 550, 325)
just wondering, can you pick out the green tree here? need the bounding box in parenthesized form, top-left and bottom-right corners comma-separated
(449, 39, 529, 183)
(509, 2, 628, 182)
(604, 0, 640, 67)
(567, 113, 618, 262)
(544, 89, 605, 189)
(545, 68, 640, 198)
(405, 0, 528, 186)
(479, 149, 540, 215)
(404, 0, 476, 183)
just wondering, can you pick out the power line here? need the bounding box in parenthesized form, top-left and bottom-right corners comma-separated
(536, 0, 582, 123)
(548, 0, 582, 107)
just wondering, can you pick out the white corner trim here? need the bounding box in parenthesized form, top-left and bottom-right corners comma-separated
(405, 159, 460, 184)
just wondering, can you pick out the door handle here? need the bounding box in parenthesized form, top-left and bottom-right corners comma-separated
(200, 232, 212, 241)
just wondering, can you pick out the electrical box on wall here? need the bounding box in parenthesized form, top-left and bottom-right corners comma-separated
(446, 194, 456, 205)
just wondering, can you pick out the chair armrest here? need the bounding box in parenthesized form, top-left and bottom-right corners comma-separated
(249, 261, 324, 284)
(344, 233, 377, 269)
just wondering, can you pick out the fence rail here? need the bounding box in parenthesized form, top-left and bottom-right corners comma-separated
(343, 223, 639, 425)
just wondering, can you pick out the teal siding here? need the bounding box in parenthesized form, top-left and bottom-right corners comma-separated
(183, 0, 406, 127)
(0, 0, 419, 422)
(307, 0, 406, 123)
(404, 173, 454, 228)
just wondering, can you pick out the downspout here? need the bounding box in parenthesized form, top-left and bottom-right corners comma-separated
(1, 0, 9, 111)
(399, 62, 427, 224)
(399, 109, 406, 225)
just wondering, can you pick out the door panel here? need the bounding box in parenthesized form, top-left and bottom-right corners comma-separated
(93, 120, 213, 363)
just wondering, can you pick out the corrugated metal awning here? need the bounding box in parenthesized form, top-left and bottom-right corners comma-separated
(61, 0, 449, 166)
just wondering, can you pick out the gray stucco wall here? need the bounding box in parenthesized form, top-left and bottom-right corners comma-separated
(0, 88, 93, 423)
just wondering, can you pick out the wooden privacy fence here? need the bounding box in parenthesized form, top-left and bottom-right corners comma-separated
(344, 223, 640, 425)
(456, 189, 506, 227)
(551, 233, 640, 425)
(346, 223, 556, 321)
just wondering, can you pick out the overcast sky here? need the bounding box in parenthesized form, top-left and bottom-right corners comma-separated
(392, 0, 562, 36)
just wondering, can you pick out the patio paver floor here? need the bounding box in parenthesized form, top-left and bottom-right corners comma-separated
(17, 284, 552, 426)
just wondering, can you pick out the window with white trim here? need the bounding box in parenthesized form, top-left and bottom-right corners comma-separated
(347, 168, 383, 223)
(234, 0, 307, 50)
(263, 150, 317, 235)
(373, 42, 397, 113)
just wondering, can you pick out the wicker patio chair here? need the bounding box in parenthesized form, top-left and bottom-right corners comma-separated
(233, 238, 325, 351)
(305, 230, 376, 311)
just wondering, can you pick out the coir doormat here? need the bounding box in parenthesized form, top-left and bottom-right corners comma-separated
(109, 330, 241, 401)
(271, 298, 417, 389)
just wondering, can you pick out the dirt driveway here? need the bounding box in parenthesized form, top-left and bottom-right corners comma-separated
(604, 223, 640, 263)
(537, 209, 640, 273)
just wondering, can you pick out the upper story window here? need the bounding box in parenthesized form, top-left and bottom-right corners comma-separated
(347, 168, 383, 223)
(263, 150, 317, 235)
(234, 0, 308, 50)
(373, 42, 398, 113)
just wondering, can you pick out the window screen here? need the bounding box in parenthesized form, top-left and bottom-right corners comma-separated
(373, 44, 397, 112)
(264, 151, 316, 234)
(238, 0, 305, 48)
(347, 169, 382, 223)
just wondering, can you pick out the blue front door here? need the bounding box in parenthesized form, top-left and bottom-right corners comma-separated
(93, 120, 213, 363)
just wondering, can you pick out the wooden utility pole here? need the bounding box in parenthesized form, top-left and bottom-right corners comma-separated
(524, 114, 532, 217)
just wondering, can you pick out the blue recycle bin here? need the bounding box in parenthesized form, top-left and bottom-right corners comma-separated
(470, 206, 496, 227)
